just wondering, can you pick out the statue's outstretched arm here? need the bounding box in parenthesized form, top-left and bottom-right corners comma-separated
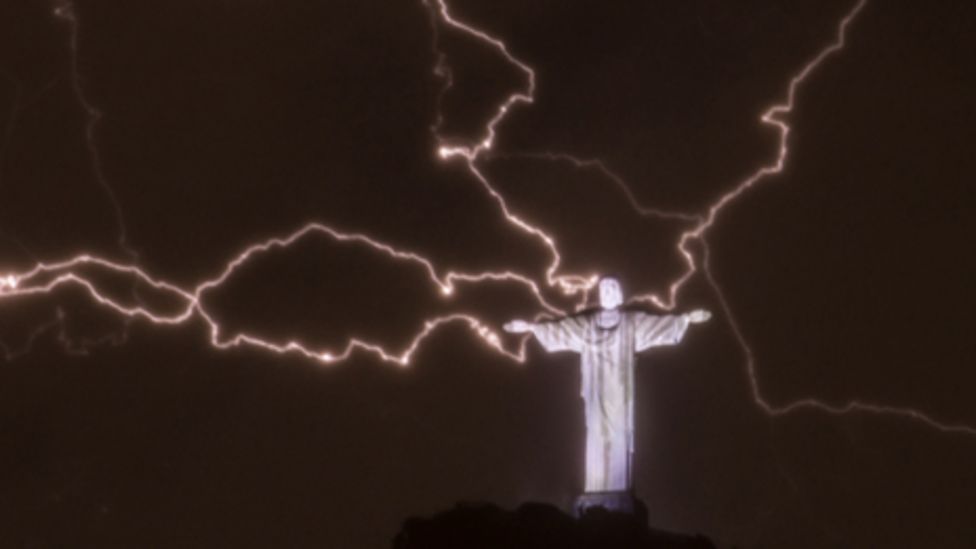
(506, 316, 585, 353)
(503, 319, 534, 333)
(684, 309, 712, 324)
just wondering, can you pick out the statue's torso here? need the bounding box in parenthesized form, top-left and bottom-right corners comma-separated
(579, 311, 637, 436)
(595, 309, 621, 330)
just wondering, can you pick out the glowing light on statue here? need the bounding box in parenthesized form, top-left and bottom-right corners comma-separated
(506, 277, 710, 509)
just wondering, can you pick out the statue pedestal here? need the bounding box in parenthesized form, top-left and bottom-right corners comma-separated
(573, 491, 647, 523)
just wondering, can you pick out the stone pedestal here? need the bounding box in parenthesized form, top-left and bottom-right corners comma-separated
(573, 491, 647, 523)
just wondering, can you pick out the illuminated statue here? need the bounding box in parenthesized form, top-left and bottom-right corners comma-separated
(504, 276, 710, 511)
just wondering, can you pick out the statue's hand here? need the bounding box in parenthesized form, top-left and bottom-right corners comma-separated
(504, 320, 533, 334)
(686, 309, 712, 324)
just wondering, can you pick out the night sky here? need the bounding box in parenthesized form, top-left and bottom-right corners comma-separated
(1, 1, 975, 547)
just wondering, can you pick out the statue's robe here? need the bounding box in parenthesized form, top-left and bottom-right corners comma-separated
(530, 310, 690, 492)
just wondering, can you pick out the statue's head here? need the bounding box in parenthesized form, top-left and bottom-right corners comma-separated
(598, 276, 623, 310)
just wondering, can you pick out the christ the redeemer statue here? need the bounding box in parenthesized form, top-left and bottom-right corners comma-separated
(504, 276, 710, 514)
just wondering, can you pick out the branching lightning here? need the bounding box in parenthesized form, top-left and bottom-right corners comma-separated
(1, 0, 973, 438)
(425, 0, 597, 299)
(52, 0, 134, 260)
(499, 152, 702, 223)
(0, 226, 548, 366)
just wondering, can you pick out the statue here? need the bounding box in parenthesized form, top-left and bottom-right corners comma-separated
(504, 276, 711, 514)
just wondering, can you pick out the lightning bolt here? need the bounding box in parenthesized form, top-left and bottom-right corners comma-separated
(1, 0, 972, 441)
(0, 0, 566, 368)
(681, 0, 976, 436)
(422, 0, 976, 437)
(425, 0, 597, 299)
(52, 0, 134, 259)
(0, 224, 550, 367)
